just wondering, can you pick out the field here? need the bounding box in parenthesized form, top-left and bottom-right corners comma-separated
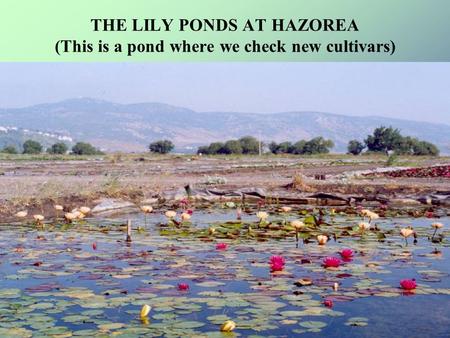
(0, 153, 449, 337)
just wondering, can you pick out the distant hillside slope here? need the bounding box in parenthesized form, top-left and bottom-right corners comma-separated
(0, 126, 73, 152)
(0, 98, 448, 153)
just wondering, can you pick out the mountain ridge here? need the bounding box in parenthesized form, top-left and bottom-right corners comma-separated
(1, 98, 449, 153)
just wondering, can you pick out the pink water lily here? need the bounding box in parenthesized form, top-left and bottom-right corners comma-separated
(323, 256, 341, 268)
(270, 255, 286, 272)
(400, 279, 417, 290)
(177, 283, 189, 291)
(216, 243, 228, 251)
(339, 249, 354, 260)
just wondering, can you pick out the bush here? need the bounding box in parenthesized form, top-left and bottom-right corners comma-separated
(47, 142, 68, 154)
(22, 140, 43, 154)
(362, 126, 439, 156)
(149, 140, 174, 154)
(239, 136, 260, 154)
(72, 142, 103, 155)
(1, 145, 18, 154)
(347, 140, 365, 155)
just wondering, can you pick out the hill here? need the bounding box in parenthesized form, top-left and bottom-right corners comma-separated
(0, 98, 448, 153)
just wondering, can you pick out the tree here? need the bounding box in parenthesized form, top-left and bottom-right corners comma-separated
(149, 140, 174, 154)
(48, 142, 68, 154)
(1, 145, 18, 154)
(276, 141, 294, 154)
(292, 140, 307, 154)
(303, 137, 334, 154)
(72, 142, 102, 155)
(22, 140, 43, 154)
(347, 140, 365, 155)
(239, 136, 260, 154)
(412, 140, 439, 156)
(365, 126, 403, 153)
(222, 140, 243, 154)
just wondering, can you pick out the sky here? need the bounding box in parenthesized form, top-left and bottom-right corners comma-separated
(0, 62, 449, 124)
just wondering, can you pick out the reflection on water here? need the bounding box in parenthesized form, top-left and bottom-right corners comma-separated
(0, 210, 448, 337)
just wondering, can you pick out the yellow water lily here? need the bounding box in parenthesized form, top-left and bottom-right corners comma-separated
(208, 227, 216, 235)
(220, 320, 236, 332)
(140, 304, 151, 318)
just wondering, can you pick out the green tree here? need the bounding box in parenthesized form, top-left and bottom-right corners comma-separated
(72, 142, 102, 155)
(1, 145, 18, 154)
(276, 141, 294, 154)
(292, 140, 307, 154)
(303, 137, 334, 154)
(365, 126, 403, 153)
(347, 140, 365, 155)
(222, 140, 243, 154)
(411, 140, 439, 156)
(149, 140, 174, 154)
(239, 136, 260, 154)
(48, 142, 68, 154)
(22, 140, 43, 154)
(268, 142, 279, 154)
(197, 145, 210, 155)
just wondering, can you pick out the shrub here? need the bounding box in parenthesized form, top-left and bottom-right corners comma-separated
(47, 142, 68, 154)
(1, 145, 18, 154)
(72, 142, 103, 155)
(149, 140, 174, 154)
(22, 140, 43, 154)
(347, 140, 365, 155)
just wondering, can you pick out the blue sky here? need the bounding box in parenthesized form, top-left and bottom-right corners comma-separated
(0, 63, 449, 124)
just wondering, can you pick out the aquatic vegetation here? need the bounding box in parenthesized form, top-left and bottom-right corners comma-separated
(317, 234, 328, 245)
(339, 248, 354, 260)
(323, 256, 341, 268)
(400, 279, 417, 291)
(220, 320, 236, 332)
(0, 207, 448, 337)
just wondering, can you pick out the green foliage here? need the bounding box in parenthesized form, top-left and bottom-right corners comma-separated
(47, 142, 68, 154)
(363, 126, 439, 156)
(1, 145, 18, 154)
(269, 137, 334, 155)
(347, 139, 365, 155)
(149, 140, 175, 154)
(386, 153, 398, 166)
(198, 137, 260, 155)
(238, 136, 260, 154)
(72, 142, 103, 155)
(22, 139, 43, 154)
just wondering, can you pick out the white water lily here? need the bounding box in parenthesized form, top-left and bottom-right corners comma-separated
(165, 210, 177, 219)
(290, 220, 304, 230)
(15, 211, 28, 218)
(317, 235, 328, 245)
(256, 211, 268, 220)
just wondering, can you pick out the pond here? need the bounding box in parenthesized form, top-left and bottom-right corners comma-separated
(0, 207, 449, 337)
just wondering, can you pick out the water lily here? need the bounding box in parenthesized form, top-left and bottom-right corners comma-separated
(323, 299, 333, 308)
(140, 205, 153, 213)
(270, 255, 285, 272)
(79, 206, 91, 215)
(400, 279, 417, 291)
(15, 210, 28, 218)
(256, 211, 268, 220)
(431, 222, 443, 240)
(140, 304, 151, 318)
(177, 283, 189, 291)
(54, 204, 63, 211)
(220, 320, 236, 332)
(33, 214, 44, 225)
(317, 235, 328, 245)
(323, 256, 341, 268)
(209, 227, 216, 235)
(339, 248, 354, 260)
(291, 220, 304, 230)
(333, 282, 339, 291)
(216, 243, 227, 250)
(281, 206, 292, 213)
(64, 212, 76, 223)
(400, 228, 414, 245)
(181, 212, 191, 222)
(92, 242, 97, 250)
(165, 210, 177, 219)
(236, 207, 242, 220)
(358, 222, 371, 232)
